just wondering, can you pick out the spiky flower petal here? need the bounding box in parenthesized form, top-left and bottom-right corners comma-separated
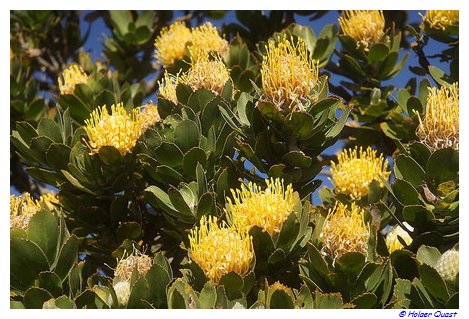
(188, 215, 254, 284)
(114, 251, 153, 282)
(339, 10, 385, 49)
(422, 10, 459, 31)
(331, 146, 390, 200)
(261, 36, 319, 111)
(189, 22, 229, 60)
(385, 223, 413, 254)
(10, 192, 59, 230)
(435, 249, 459, 282)
(320, 202, 370, 261)
(416, 83, 459, 151)
(154, 21, 192, 67)
(84, 103, 142, 156)
(138, 102, 161, 131)
(180, 55, 230, 95)
(158, 70, 179, 104)
(58, 64, 88, 95)
(226, 178, 295, 236)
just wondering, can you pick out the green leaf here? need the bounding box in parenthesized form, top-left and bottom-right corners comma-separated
(219, 271, 244, 295)
(416, 245, 442, 268)
(146, 264, 171, 308)
(390, 278, 411, 309)
(284, 112, 315, 139)
(183, 147, 207, 178)
(267, 287, 294, 309)
(46, 143, 71, 170)
(116, 222, 142, 241)
(153, 143, 184, 167)
(394, 155, 426, 188)
(335, 252, 366, 277)
(98, 146, 123, 165)
(23, 287, 53, 309)
(109, 10, 132, 35)
(54, 235, 79, 281)
(350, 292, 377, 309)
(199, 281, 217, 309)
(419, 264, 449, 302)
(37, 118, 62, 143)
(390, 250, 419, 280)
(257, 101, 285, 123)
(409, 142, 431, 168)
(127, 277, 150, 309)
(402, 205, 434, 226)
(38, 271, 63, 297)
(53, 295, 77, 309)
(276, 213, 300, 251)
(282, 151, 312, 168)
(10, 238, 50, 289)
(427, 148, 459, 185)
(174, 120, 199, 152)
(367, 43, 389, 63)
(392, 179, 421, 206)
(27, 210, 58, 265)
(313, 291, 343, 309)
(428, 65, 452, 87)
(15, 121, 38, 144)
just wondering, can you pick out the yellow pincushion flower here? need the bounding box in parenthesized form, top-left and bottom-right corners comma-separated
(114, 251, 153, 282)
(331, 146, 390, 200)
(189, 22, 229, 60)
(180, 55, 230, 95)
(158, 70, 179, 104)
(84, 103, 142, 156)
(320, 202, 369, 261)
(261, 36, 319, 111)
(338, 10, 385, 49)
(188, 216, 254, 284)
(58, 64, 89, 95)
(138, 102, 161, 131)
(416, 83, 459, 151)
(154, 20, 192, 67)
(10, 192, 59, 230)
(385, 223, 413, 254)
(226, 178, 295, 236)
(422, 10, 459, 31)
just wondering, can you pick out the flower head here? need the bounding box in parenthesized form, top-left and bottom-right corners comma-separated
(110, 281, 131, 307)
(435, 249, 459, 282)
(226, 178, 295, 236)
(84, 103, 142, 156)
(188, 215, 253, 284)
(331, 146, 390, 200)
(58, 64, 88, 95)
(114, 251, 153, 282)
(339, 10, 385, 49)
(138, 102, 161, 131)
(10, 192, 59, 230)
(261, 36, 319, 111)
(180, 55, 230, 95)
(422, 10, 459, 31)
(189, 22, 229, 60)
(385, 223, 413, 254)
(154, 20, 192, 67)
(416, 83, 459, 151)
(158, 70, 180, 104)
(320, 202, 369, 261)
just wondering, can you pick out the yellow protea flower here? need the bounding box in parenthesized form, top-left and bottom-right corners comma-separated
(114, 251, 153, 282)
(10, 192, 59, 230)
(188, 215, 254, 284)
(84, 103, 142, 156)
(189, 22, 229, 60)
(416, 83, 459, 151)
(180, 55, 230, 95)
(154, 20, 192, 68)
(158, 70, 179, 104)
(422, 10, 459, 31)
(338, 10, 385, 49)
(261, 36, 319, 111)
(226, 178, 295, 236)
(330, 146, 390, 200)
(320, 202, 370, 261)
(58, 64, 89, 95)
(385, 223, 413, 254)
(138, 102, 161, 131)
